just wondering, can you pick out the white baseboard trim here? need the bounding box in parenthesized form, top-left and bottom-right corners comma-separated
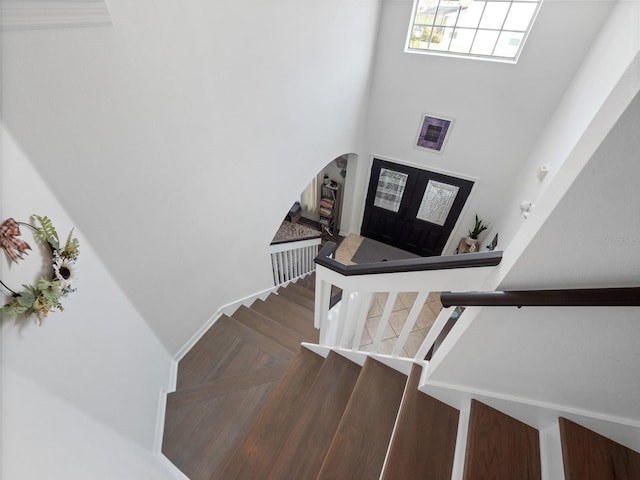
(367, 353, 414, 376)
(333, 347, 369, 367)
(168, 358, 178, 393)
(422, 378, 640, 430)
(156, 452, 191, 480)
(153, 388, 169, 454)
(301, 342, 331, 358)
(173, 284, 279, 363)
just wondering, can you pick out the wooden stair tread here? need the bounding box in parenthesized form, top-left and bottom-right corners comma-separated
(277, 283, 315, 311)
(464, 399, 541, 480)
(286, 281, 316, 300)
(266, 351, 361, 480)
(295, 272, 316, 292)
(231, 305, 305, 352)
(250, 298, 319, 342)
(163, 381, 275, 480)
(167, 363, 288, 409)
(176, 315, 293, 390)
(559, 417, 640, 480)
(382, 363, 460, 480)
(220, 347, 325, 479)
(317, 357, 407, 480)
(263, 292, 315, 324)
(176, 318, 233, 389)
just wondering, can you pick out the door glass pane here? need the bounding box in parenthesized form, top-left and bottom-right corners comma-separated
(374, 168, 408, 213)
(417, 180, 460, 225)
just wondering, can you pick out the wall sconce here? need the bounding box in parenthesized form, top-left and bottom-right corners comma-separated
(520, 201, 533, 219)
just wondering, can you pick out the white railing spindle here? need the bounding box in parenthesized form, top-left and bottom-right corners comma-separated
(351, 292, 373, 351)
(414, 306, 456, 360)
(269, 238, 321, 287)
(313, 248, 501, 361)
(373, 292, 398, 351)
(391, 291, 429, 357)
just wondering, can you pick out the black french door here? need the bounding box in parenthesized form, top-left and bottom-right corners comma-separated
(361, 158, 474, 257)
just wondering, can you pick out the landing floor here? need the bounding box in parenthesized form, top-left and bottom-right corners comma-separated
(334, 234, 442, 358)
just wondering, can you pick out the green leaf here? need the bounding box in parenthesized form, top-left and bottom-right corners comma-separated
(31, 214, 60, 249)
(1, 301, 29, 317)
(63, 229, 80, 259)
(37, 277, 55, 290)
(16, 288, 36, 307)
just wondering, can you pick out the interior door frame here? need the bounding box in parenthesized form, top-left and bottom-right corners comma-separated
(359, 154, 480, 255)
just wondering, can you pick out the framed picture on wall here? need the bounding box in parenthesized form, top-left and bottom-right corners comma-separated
(415, 113, 454, 153)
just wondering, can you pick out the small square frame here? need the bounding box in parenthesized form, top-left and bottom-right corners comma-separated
(415, 114, 454, 153)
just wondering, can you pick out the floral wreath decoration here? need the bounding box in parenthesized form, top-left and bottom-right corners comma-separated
(0, 215, 80, 324)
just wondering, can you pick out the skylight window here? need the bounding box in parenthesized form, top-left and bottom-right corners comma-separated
(406, 0, 542, 62)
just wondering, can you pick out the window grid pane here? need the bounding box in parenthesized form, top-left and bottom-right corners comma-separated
(470, 29, 499, 55)
(456, 2, 485, 28)
(503, 2, 536, 30)
(407, 0, 542, 62)
(479, 2, 510, 29)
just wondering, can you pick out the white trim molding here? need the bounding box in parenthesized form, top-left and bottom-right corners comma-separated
(173, 283, 281, 363)
(1, 0, 112, 31)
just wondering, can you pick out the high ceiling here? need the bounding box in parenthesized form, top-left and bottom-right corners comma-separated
(1, 0, 619, 354)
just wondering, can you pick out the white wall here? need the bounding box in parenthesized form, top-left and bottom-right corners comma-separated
(1, 125, 174, 476)
(346, 0, 615, 251)
(487, 0, 640, 250)
(427, 87, 640, 424)
(1, 0, 382, 355)
(500, 89, 640, 289)
(2, 369, 175, 480)
(429, 306, 640, 424)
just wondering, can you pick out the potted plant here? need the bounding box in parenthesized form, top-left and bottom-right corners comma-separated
(467, 214, 489, 246)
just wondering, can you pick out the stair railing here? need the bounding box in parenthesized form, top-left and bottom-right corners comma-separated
(313, 242, 502, 360)
(440, 287, 640, 307)
(418, 287, 640, 363)
(270, 238, 322, 286)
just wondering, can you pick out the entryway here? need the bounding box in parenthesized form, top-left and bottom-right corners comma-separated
(361, 158, 474, 256)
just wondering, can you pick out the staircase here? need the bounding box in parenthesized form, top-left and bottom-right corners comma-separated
(162, 274, 640, 480)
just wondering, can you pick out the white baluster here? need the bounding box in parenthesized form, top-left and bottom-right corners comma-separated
(315, 270, 332, 337)
(373, 291, 398, 353)
(392, 291, 429, 357)
(271, 254, 277, 285)
(277, 252, 284, 284)
(351, 292, 373, 351)
(337, 288, 353, 348)
(414, 306, 456, 360)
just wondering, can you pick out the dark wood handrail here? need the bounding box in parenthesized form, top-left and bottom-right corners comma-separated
(440, 287, 640, 308)
(314, 241, 502, 277)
